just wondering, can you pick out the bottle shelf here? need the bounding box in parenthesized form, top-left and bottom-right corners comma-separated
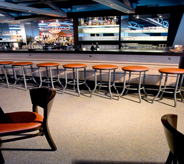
(78, 25, 119, 28)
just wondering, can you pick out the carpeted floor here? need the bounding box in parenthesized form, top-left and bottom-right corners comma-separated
(0, 85, 184, 164)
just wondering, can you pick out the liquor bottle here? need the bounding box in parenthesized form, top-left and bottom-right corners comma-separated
(108, 18, 111, 25)
(104, 17, 107, 25)
(96, 17, 99, 25)
(100, 17, 104, 25)
(88, 17, 92, 26)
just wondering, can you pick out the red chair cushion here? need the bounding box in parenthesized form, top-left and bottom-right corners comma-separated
(0, 112, 43, 134)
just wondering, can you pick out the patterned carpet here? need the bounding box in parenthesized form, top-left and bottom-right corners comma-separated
(0, 85, 184, 164)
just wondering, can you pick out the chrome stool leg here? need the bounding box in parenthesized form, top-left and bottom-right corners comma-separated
(2, 65, 10, 88)
(98, 70, 102, 93)
(118, 71, 127, 100)
(62, 68, 67, 94)
(84, 67, 91, 92)
(76, 68, 80, 97)
(91, 69, 97, 98)
(125, 71, 131, 94)
(49, 66, 54, 89)
(113, 69, 119, 94)
(160, 73, 168, 100)
(57, 66, 63, 88)
(13, 65, 19, 88)
(72, 68, 76, 91)
(21, 65, 27, 91)
(30, 65, 39, 86)
(174, 74, 180, 107)
(152, 73, 163, 103)
(38, 67, 42, 88)
(108, 70, 112, 99)
(142, 71, 147, 97)
(178, 74, 184, 102)
(138, 72, 142, 103)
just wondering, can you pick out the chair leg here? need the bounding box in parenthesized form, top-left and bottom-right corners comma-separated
(43, 125, 57, 151)
(0, 150, 4, 164)
(165, 151, 175, 164)
(0, 139, 5, 164)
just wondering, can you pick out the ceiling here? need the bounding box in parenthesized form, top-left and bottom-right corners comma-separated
(0, 0, 183, 22)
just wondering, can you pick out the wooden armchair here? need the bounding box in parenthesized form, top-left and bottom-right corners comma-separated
(161, 114, 184, 164)
(0, 87, 57, 163)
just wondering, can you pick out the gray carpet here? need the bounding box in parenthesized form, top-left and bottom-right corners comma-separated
(0, 86, 184, 164)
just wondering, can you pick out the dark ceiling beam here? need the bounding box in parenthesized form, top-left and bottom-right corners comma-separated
(0, 1, 66, 17)
(40, 0, 66, 15)
(0, 10, 14, 18)
(92, 0, 135, 13)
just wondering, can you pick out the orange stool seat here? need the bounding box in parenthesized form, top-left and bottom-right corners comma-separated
(63, 63, 90, 97)
(63, 63, 87, 68)
(37, 62, 63, 89)
(37, 63, 59, 67)
(91, 64, 118, 99)
(12, 62, 38, 90)
(0, 61, 14, 65)
(12, 62, 33, 66)
(118, 65, 149, 103)
(152, 68, 184, 107)
(92, 65, 118, 70)
(0, 61, 14, 88)
(122, 66, 149, 72)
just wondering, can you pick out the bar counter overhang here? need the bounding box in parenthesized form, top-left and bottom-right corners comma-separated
(0, 50, 184, 86)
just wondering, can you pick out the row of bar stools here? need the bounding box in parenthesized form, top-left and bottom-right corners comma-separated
(12, 62, 39, 91)
(0, 61, 14, 88)
(90, 64, 119, 99)
(62, 63, 91, 96)
(37, 62, 63, 89)
(118, 66, 149, 103)
(152, 68, 184, 107)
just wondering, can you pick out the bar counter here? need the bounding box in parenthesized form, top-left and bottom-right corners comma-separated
(0, 50, 184, 86)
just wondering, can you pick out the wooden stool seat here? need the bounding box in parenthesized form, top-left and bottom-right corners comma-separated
(118, 65, 149, 103)
(122, 66, 149, 72)
(62, 63, 90, 97)
(37, 62, 62, 89)
(92, 65, 118, 70)
(152, 67, 184, 107)
(0, 61, 14, 65)
(91, 64, 118, 99)
(0, 61, 14, 88)
(12, 61, 38, 90)
(13, 62, 33, 66)
(63, 63, 87, 68)
(0, 112, 43, 134)
(159, 68, 184, 74)
(37, 63, 59, 67)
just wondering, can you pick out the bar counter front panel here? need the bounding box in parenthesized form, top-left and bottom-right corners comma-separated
(0, 51, 182, 86)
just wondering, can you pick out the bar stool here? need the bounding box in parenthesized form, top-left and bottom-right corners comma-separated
(0, 61, 14, 88)
(37, 62, 63, 89)
(91, 64, 118, 99)
(152, 68, 184, 107)
(62, 63, 91, 97)
(12, 62, 38, 91)
(118, 66, 149, 103)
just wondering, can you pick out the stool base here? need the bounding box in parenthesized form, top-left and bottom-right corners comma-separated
(152, 73, 184, 107)
(62, 67, 91, 97)
(91, 69, 118, 99)
(118, 71, 147, 103)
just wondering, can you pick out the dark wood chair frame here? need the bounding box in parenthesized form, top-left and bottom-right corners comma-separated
(0, 87, 57, 163)
(161, 114, 184, 164)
